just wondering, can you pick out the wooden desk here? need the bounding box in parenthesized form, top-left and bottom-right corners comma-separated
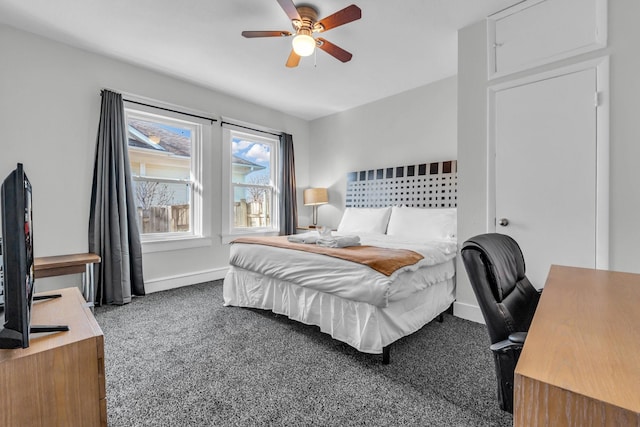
(34, 253, 101, 306)
(0, 287, 107, 426)
(514, 265, 640, 426)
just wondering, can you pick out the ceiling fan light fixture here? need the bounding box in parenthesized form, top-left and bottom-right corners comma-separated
(241, 1, 361, 67)
(292, 34, 316, 56)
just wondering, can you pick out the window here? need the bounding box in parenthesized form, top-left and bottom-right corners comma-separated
(222, 125, 279, 240)
(124, 104, 205, 244)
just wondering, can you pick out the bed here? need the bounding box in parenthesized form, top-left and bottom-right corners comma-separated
(223, 160, 458, 363)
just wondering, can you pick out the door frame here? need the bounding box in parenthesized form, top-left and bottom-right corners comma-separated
(486, 56, 610, 269)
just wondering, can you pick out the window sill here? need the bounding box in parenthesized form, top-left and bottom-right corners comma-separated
(222, 230, 279, 244)
(141, 235, 212, 254)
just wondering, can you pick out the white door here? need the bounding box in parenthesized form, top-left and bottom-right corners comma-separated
(494, 67, 600, 287)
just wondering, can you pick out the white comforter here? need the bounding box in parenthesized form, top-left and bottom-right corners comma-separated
(228, 233, 457, 307)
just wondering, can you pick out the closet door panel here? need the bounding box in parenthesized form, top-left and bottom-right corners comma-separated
(488, 0, 606, 78)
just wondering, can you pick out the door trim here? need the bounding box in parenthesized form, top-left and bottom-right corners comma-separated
(487, 56, 609, 269)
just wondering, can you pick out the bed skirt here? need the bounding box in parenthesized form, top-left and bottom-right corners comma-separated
(223, 266, 455, 354)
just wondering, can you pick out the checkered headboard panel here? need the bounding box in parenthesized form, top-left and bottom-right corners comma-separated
(345, 160, 457, 208)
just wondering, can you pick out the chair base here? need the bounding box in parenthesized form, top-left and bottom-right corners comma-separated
(492, 347, 521, 413)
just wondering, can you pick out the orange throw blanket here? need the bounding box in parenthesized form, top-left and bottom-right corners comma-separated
(232, 236, 424, 277)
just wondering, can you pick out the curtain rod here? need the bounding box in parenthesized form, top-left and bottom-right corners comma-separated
(122, 98, 217, 123)
(220, 120, 282, 137)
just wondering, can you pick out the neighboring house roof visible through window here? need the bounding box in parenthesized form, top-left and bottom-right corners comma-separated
(128, 125, 165, 152)
(128, 120, 191, 157)
(232, 156, 265, 174)
(127, 119, 264, 177)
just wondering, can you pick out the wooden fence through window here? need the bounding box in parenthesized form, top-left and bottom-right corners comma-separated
(138, 205, 189, 233)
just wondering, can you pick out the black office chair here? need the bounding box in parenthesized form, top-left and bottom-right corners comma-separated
(461, 233, 541, 413)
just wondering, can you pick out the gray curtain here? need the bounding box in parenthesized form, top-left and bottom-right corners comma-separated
(279, 133, 298, 235)
(89, 90, 145, 305)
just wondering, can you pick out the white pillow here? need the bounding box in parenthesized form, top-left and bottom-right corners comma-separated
(337, 207, 392, 235)
(386, 207, 457, 241)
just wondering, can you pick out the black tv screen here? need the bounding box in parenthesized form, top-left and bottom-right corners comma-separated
(0, 163, 35, 349)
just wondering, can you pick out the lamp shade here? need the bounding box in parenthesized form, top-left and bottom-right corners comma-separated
(303, 188, 328, 206)
(292, 34, 316, 57)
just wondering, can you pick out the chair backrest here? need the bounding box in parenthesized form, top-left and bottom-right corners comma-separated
(461, 233, 540, 344)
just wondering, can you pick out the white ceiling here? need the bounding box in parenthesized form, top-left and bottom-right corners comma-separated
(0, 0, 522, 120)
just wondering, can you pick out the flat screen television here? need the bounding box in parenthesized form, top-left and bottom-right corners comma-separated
(0, 237, 4, 307)
(0, 163, 67, 349)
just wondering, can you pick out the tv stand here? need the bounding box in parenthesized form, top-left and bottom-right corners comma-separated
(0, 287, 106, 426)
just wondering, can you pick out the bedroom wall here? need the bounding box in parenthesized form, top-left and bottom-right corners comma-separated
(0, 23, 311, 293)
(456, 1, 640, 322)
(307, 76, 458, 228)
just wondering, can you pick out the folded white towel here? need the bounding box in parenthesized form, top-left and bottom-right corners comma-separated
(287, 231, 319, 244)
(316, 235, 361, 248)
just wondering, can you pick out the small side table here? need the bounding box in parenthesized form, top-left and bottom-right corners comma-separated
(34, 253, 101, 308)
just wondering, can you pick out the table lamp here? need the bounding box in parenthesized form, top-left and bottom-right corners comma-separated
(303, 188, 328, 227)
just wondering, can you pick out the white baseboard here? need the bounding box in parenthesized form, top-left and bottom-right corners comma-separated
(144, 267, 229, 294)
(453, 301, 485, 324)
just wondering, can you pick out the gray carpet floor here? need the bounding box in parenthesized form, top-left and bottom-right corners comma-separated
(94, 281, 513, 426)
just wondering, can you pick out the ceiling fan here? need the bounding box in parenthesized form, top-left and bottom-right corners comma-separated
(241, 0, 362, 68)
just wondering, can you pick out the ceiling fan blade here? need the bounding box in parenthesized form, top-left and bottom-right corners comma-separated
(242, 30, 292, 38)
(316, 4, 361, 32)
(316, 38, 353, 63)
(277, 0, 301, 21)
(286, 50, 301, 68)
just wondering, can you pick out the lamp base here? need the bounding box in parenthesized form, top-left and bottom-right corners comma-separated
(312, 205, 319, 227)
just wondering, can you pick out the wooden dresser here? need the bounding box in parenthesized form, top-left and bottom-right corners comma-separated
(0, 287, 107, 426)
(514, 265, 640, 426)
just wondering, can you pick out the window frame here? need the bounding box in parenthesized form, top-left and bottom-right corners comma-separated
(124, 100, 211, 252)
(222, 124, 280, 242)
